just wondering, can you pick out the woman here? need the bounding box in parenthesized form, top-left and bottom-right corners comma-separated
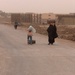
(47, 21, 58, 45)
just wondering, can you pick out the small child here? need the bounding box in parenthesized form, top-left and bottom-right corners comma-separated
(27, 25, 36, 44)
(27, 29, 33, 44)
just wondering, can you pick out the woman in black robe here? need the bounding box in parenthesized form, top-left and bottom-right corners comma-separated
(47, 22, 58, 45)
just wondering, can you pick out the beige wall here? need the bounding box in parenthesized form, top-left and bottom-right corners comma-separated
(41, 13, 56, 24)
(57, 15, 75, 25)
(41, 13, 56, 19)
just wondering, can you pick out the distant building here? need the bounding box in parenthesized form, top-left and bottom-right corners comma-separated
(11, 13, 22, 22)
(41, 13, 57, 24)
(11, 13, 57, 25)
(56, 14, 75, 25)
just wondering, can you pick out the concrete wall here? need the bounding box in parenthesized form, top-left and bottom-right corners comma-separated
(11, 13, 22, 22)
(57, 15, 75, 25)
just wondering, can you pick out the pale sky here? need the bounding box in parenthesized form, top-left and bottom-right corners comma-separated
(0, 0, 75, 14)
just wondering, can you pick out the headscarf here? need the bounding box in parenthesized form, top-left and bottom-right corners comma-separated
(28, 25, 36, 33)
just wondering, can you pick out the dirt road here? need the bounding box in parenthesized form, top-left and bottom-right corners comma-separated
(0, 24, 75, 75)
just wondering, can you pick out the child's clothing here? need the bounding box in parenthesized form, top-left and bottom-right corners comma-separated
(27, 30, 33, 44)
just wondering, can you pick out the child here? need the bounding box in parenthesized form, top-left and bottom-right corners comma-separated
(27, 28, 33, 44)
(27, 25, 36, 44)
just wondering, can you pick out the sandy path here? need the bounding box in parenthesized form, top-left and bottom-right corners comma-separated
(0, 24, 75, 75)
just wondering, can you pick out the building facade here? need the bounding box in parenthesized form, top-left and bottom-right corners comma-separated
(57, 14, 75, 25)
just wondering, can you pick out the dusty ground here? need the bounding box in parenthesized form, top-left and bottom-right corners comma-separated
(21, 23, 75, 41)
(0, 24, 75, 75)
